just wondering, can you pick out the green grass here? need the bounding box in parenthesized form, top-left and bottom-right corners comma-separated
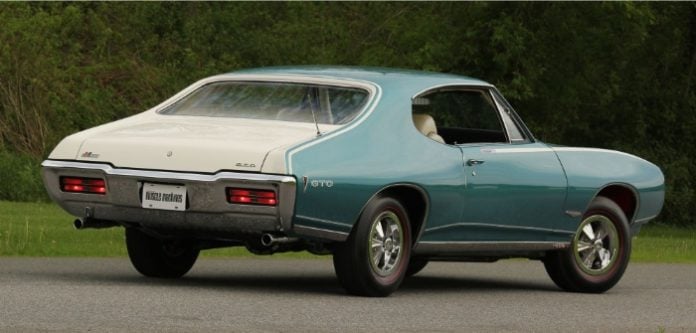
(0, 201, 319, 258)
(1, 201, 694, 262)
(633, 223, 696, 263)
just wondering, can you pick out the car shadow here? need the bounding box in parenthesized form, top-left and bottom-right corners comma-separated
(35, 269, 559, 296)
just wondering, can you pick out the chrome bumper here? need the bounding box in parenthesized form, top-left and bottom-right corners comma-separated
(41, 160, 296, 235)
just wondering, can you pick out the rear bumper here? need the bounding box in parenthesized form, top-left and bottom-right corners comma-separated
(41, 160, 296, 236)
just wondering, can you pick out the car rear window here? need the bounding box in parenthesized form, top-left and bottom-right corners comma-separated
(159, 82, 370, 125)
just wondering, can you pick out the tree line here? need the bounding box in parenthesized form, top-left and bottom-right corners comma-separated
(0, 2, 694, 226)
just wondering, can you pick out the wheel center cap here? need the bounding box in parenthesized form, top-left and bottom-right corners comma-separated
(384, 238, 393, 252)
(593, 239, 603, 250)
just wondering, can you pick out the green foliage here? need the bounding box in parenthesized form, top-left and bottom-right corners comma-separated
(0, 3, 694, 225)
(0, 150, 45, 202)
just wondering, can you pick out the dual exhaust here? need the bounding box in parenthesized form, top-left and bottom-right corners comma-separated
(74, 219, 296, 247)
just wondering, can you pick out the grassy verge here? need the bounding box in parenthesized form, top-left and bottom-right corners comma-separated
(632, 223, 696, 263)
(1, 201, 694, 262)
(0, 201, 317, 258)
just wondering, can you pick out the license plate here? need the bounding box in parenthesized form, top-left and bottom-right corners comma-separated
(141, 183, 187, 211)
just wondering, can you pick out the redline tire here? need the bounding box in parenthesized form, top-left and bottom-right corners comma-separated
(543, 196, 631, 293)
(333, 196, 412, 297)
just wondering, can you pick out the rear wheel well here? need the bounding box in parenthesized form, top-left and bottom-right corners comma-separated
(596, 185, 637, 222)
(376, 185, 428, 245)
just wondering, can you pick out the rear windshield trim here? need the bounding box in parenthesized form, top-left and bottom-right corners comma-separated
(156, 78, 375, 126)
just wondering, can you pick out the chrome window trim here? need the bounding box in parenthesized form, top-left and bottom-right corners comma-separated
(153, 74, 379, 117)
(489, 88, 536, 142)
(411, 84, 512, 145)
(490, 90, 526, 143)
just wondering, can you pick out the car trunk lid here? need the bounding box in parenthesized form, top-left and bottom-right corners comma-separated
(76, 116, 333, 173)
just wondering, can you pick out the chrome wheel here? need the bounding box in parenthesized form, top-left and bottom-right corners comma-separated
(573, 214, 619, 276)
(368, 211, 404, 277)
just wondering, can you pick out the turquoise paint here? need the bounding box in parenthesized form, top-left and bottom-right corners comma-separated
(441, 143, 570, 242)
(230, 67, 664, 243)
(554, 149, 665, 224)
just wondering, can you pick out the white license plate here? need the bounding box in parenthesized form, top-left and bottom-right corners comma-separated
(141, 183, 187, 211)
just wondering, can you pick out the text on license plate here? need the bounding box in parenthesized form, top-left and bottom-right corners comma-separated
(141, 183, 187, 211)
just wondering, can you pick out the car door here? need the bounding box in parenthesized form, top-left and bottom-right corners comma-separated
(420, 87, 568, 243)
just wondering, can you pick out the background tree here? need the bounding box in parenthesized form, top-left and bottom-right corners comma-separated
(0, 2, 693, 225)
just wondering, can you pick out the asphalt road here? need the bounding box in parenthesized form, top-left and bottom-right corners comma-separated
(1, 258, 695, 332)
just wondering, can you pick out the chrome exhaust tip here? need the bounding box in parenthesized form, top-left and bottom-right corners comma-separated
(73, 218, 118, 230)
(73, 218, 85, 230)
(261, 233, 299, 246)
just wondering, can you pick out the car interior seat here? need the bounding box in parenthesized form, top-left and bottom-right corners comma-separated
(412, 114, 445, 144)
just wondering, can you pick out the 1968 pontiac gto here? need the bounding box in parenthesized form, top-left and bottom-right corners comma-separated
(42, 67, 664, 296)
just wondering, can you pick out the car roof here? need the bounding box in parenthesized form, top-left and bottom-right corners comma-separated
(229, 66, 492, 94)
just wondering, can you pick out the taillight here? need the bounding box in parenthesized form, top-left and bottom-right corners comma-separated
(227, 188, 277, 206)
(60, 177, 107, 194)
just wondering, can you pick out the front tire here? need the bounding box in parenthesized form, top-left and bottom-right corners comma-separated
(333, 196, 412, 297)
(126, 228, 199, 278)
(543, 196, 631, 293)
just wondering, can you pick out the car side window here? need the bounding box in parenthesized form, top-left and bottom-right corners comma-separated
(412, 88, 509, 145)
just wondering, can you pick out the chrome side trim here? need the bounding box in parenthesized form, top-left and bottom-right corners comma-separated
(293, 225, 348, 242)
(294, 215, 351, 228)
(634, 215, 658, 224)
(564, 210, 583, 218)
(414, 241, 571, 255)
(481, 147, 553, 154)
(41, 160, 296, 184)
(424, 222, 576, 236)
(552, 147, 650, 163)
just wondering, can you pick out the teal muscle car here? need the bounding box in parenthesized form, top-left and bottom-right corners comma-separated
(42, 67, 664, 297)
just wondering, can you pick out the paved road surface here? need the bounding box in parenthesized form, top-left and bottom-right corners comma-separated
(1, 258, 695, 332)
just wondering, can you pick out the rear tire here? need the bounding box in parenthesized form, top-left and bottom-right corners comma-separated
(333, 196, 411, 297)
(543, 196, 631, 293)
(126, 228, 199, 278)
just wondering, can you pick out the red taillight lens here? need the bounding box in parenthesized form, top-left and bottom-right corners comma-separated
(227, 188, 277, 206)
(60, 177, 107, 194)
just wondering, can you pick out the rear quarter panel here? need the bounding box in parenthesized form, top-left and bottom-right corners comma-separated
(286, 89, 466, 239)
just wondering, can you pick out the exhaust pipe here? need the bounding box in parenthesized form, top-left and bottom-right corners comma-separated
(261, 233, 299, 247)
(73, 218, 118, 230)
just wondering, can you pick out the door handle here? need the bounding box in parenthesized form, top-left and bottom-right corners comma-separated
(466, 159, 485, 166)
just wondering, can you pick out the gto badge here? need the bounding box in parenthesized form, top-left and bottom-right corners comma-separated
(302, 177, 334, 192)
(311, 179, 334, 188)
(235, 162, 256, 168)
